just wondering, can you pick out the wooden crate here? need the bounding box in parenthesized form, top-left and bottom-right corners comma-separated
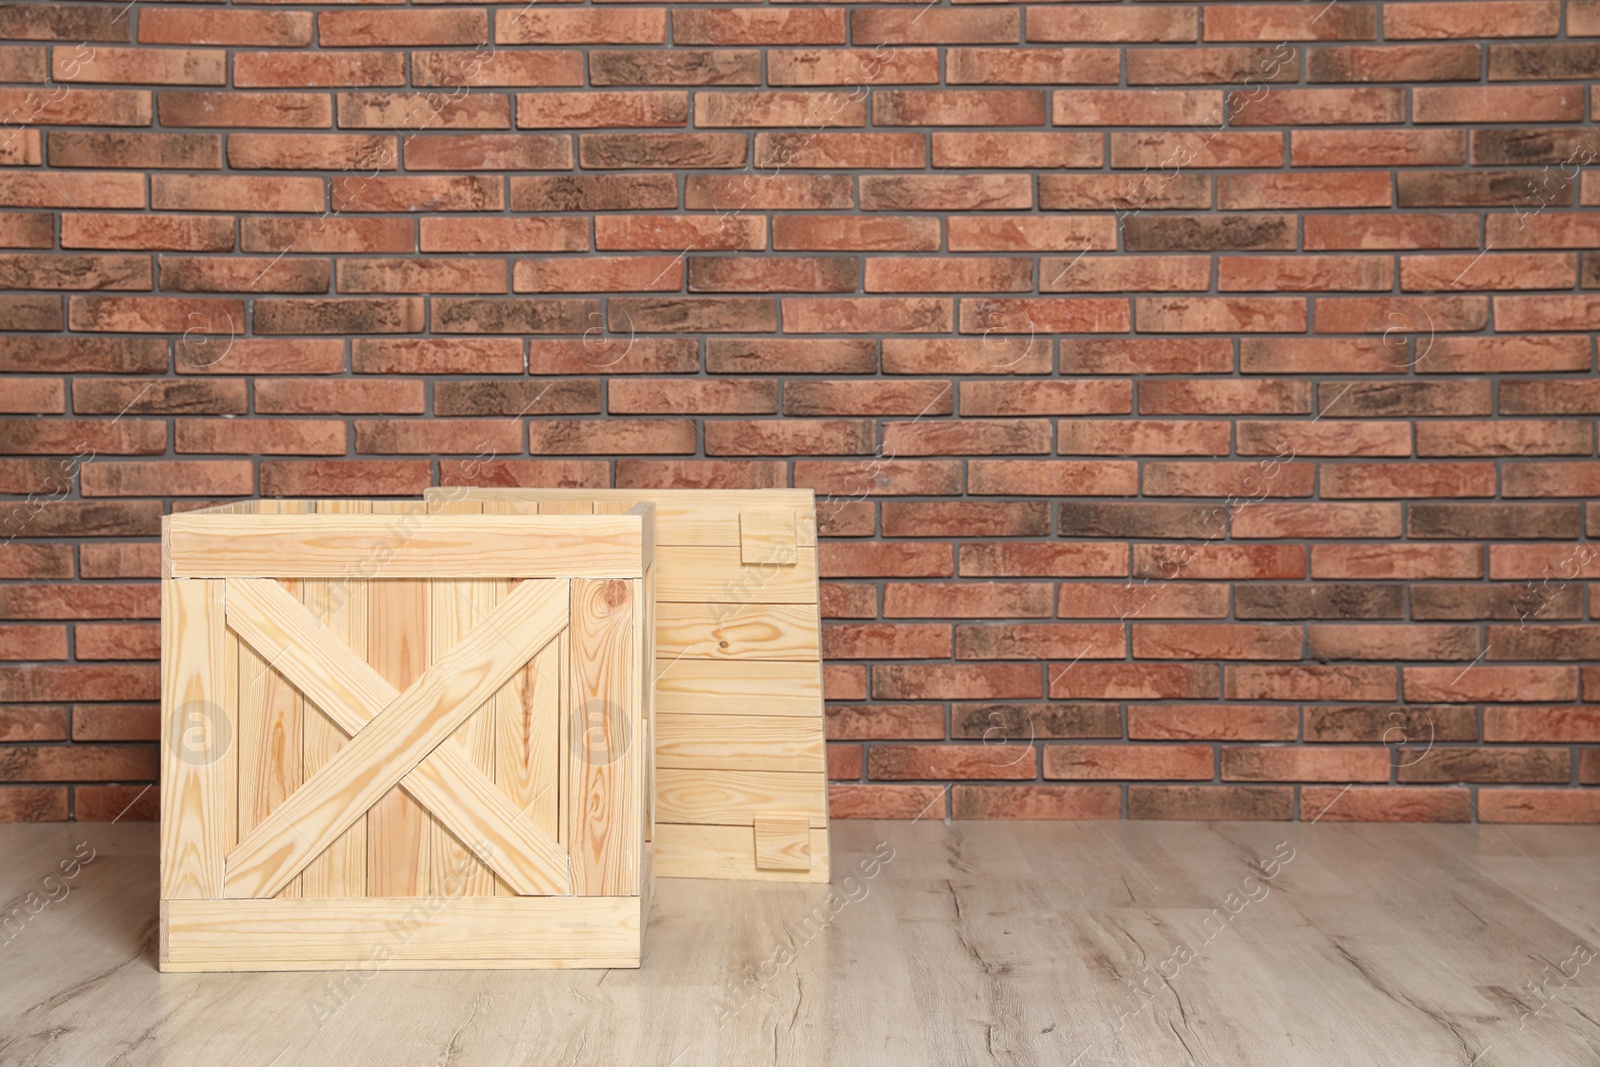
(426, 488, 830, 884)
(158, 498, 654, 971)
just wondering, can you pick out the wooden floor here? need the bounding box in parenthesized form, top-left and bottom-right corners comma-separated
(1, 818, 1596, 1066)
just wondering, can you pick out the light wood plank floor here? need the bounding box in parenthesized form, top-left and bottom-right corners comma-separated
(1, 818, 1596, 1065)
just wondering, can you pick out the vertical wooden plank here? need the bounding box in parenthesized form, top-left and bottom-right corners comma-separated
(160, 574, 227, 900)
(642, 563, 655, 844)
(365, 576, 432, 896)
(568, 578, 639, 897)
(236, 578, 304, 899)
(493, 634, 563, 896)
(302, 499, 369, 898)
(429, 574, 498, 896)
(540, 501, 594, 515)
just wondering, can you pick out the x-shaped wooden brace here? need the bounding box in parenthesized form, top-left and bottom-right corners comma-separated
(221, 577, 572, 899)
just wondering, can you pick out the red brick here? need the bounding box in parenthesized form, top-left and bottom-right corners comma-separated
(875, 90, 1044, 127)
(826, 703, 945, 741)
(1225, 665, 1397, 702)
(852, 9, 1019, 46)
(498, 9, 665, 45)
(260, 461, 432, 499)
(1205, 4, 1376, 41)
(235, 51, 406, 89)
(1301, 786, 1471, 822)
(1416, 86, 1583, 123)
(140, 8, 311, 46)
(769, 49, 940, 87)
(1054, 89, 1221, 126)
(1060, 581, 1231, 620)
(1232, 503, 1403, 539)
(1053, 663, 1218, 700)
(1130, 705, 1297, 741)
(873, 664, 1041, 701)
(1134, 623, 1302, 661)
(1478, 790, 1600, 824)
(1129, 785, 1292, 820)
(947, 48, 1113, 85)
(158, 90, 328, 129)
(1046, 744, 1212, 780)
(829, 784, 946, 820)
(1031, 6, 1197, 43)
(870, 744, 1036, 781)
(319, 9, 485, 47)
(952, 785, 1121, 820)
(0, 787, 66, 822)
(74, 784, 158, 822)
(1385, 2, 1560, 39)
(957, 622, 1125, 660)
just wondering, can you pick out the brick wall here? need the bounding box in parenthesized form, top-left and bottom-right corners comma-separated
(2, 0, 1598, 825)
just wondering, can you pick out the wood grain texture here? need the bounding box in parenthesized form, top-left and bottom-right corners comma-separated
(655, 602, 821, 662)
(740, 508, 797, 565)
(655, 769, 828, 828)
(423, 489, 829, 885)
(235, 578, 304, 899)
(654, 546, 817, 605)
(168, 514, 647, 578)
(652, 823, 832, 883)
(433, 488, 816, 548)
(567, 578, 641, 897)
(364, 577, 433, 897)
(655, 713, 825, 773)
(220, 576, 572, 899)
(753, 816, 813, 872)
(430, 573, 498, 897)
(224, 578, 570, 899)
(30, 819, 1600, 1057)
(653, 659, 822, 716)
(301, 574, 369, 897)
(163, 896, 640, 970)
(159, 574, 227, 900)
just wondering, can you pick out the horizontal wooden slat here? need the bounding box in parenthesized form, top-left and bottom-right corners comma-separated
(162, 897, 640, 969)
(656, 713, 825, 773)
(654, 768, 826, 828)
(655, 602, 821, 662)
(168, 514, 647, 579)
(654, 546, 816, 604)
(432, 488, 816, 548)
(653, 660, 822, 716)
(653, 824, 829, 884)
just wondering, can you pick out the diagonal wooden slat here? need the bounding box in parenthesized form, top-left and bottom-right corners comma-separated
(222, 577, 572, 899)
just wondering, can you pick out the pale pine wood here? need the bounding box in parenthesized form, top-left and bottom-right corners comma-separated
(424, 488, 829, 886)
(652, 823, 832, 883)
(301, 575, 369, 897)
(234, 578, 304, 899)
(162, 896, 640, 970)
(655, 602, 821, 661)
(656, 713, 826, 772)
(494, 635, 563, 891)
(567, 578, 640, 897)
(159, 574, 227, 900)
(653, 546, 817, 604)
(431, 488, 817, 548)
(653, 659, 822, 716)
(655, 769, 828, 828)
(430, 573, 498, 897)
(224, 579, 571, 899)
(364, 577, 433, 897)
(753, 816, 814, 872)
(740, 508, 797, 564)
(168, 514, 648, 578)
(220, 576, 572, 899)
